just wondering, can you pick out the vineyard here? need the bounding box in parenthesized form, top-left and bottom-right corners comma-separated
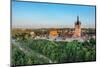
(12, 38, 96, 66)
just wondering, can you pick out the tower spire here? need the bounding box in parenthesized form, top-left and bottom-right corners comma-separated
(75, 16, 81, 25)
(74, 16, 81, 37)
(77, 16, 79, 22)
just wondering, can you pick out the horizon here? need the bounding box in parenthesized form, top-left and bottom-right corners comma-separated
(12, 27, 96, 29)
(12, 1, 96, 28)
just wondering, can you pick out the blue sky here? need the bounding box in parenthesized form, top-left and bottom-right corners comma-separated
(12, 1, 96, 28)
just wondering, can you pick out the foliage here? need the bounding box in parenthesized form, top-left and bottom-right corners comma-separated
(12, 38, 96, 65)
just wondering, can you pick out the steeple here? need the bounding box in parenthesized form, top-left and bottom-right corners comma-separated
(77, 16, 79, 22)
(75, 16, 81, 25)
(74, 16, 81, 37)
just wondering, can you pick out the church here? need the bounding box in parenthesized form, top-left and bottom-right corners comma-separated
(73, 16, 81, 37)
(49, 16, 82, 40)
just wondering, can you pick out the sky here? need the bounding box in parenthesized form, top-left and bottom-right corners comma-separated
(12, 0, 96, 28)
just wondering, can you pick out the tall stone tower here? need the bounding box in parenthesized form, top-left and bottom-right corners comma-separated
(74, 16, 81, 37)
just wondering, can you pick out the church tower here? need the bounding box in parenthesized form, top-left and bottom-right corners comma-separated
(74, 16, 81, 37)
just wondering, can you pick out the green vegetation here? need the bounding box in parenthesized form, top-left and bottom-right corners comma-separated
(12, 38, 96, 66)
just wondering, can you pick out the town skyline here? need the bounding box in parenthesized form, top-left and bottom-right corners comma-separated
(12, 1, 96, 28)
